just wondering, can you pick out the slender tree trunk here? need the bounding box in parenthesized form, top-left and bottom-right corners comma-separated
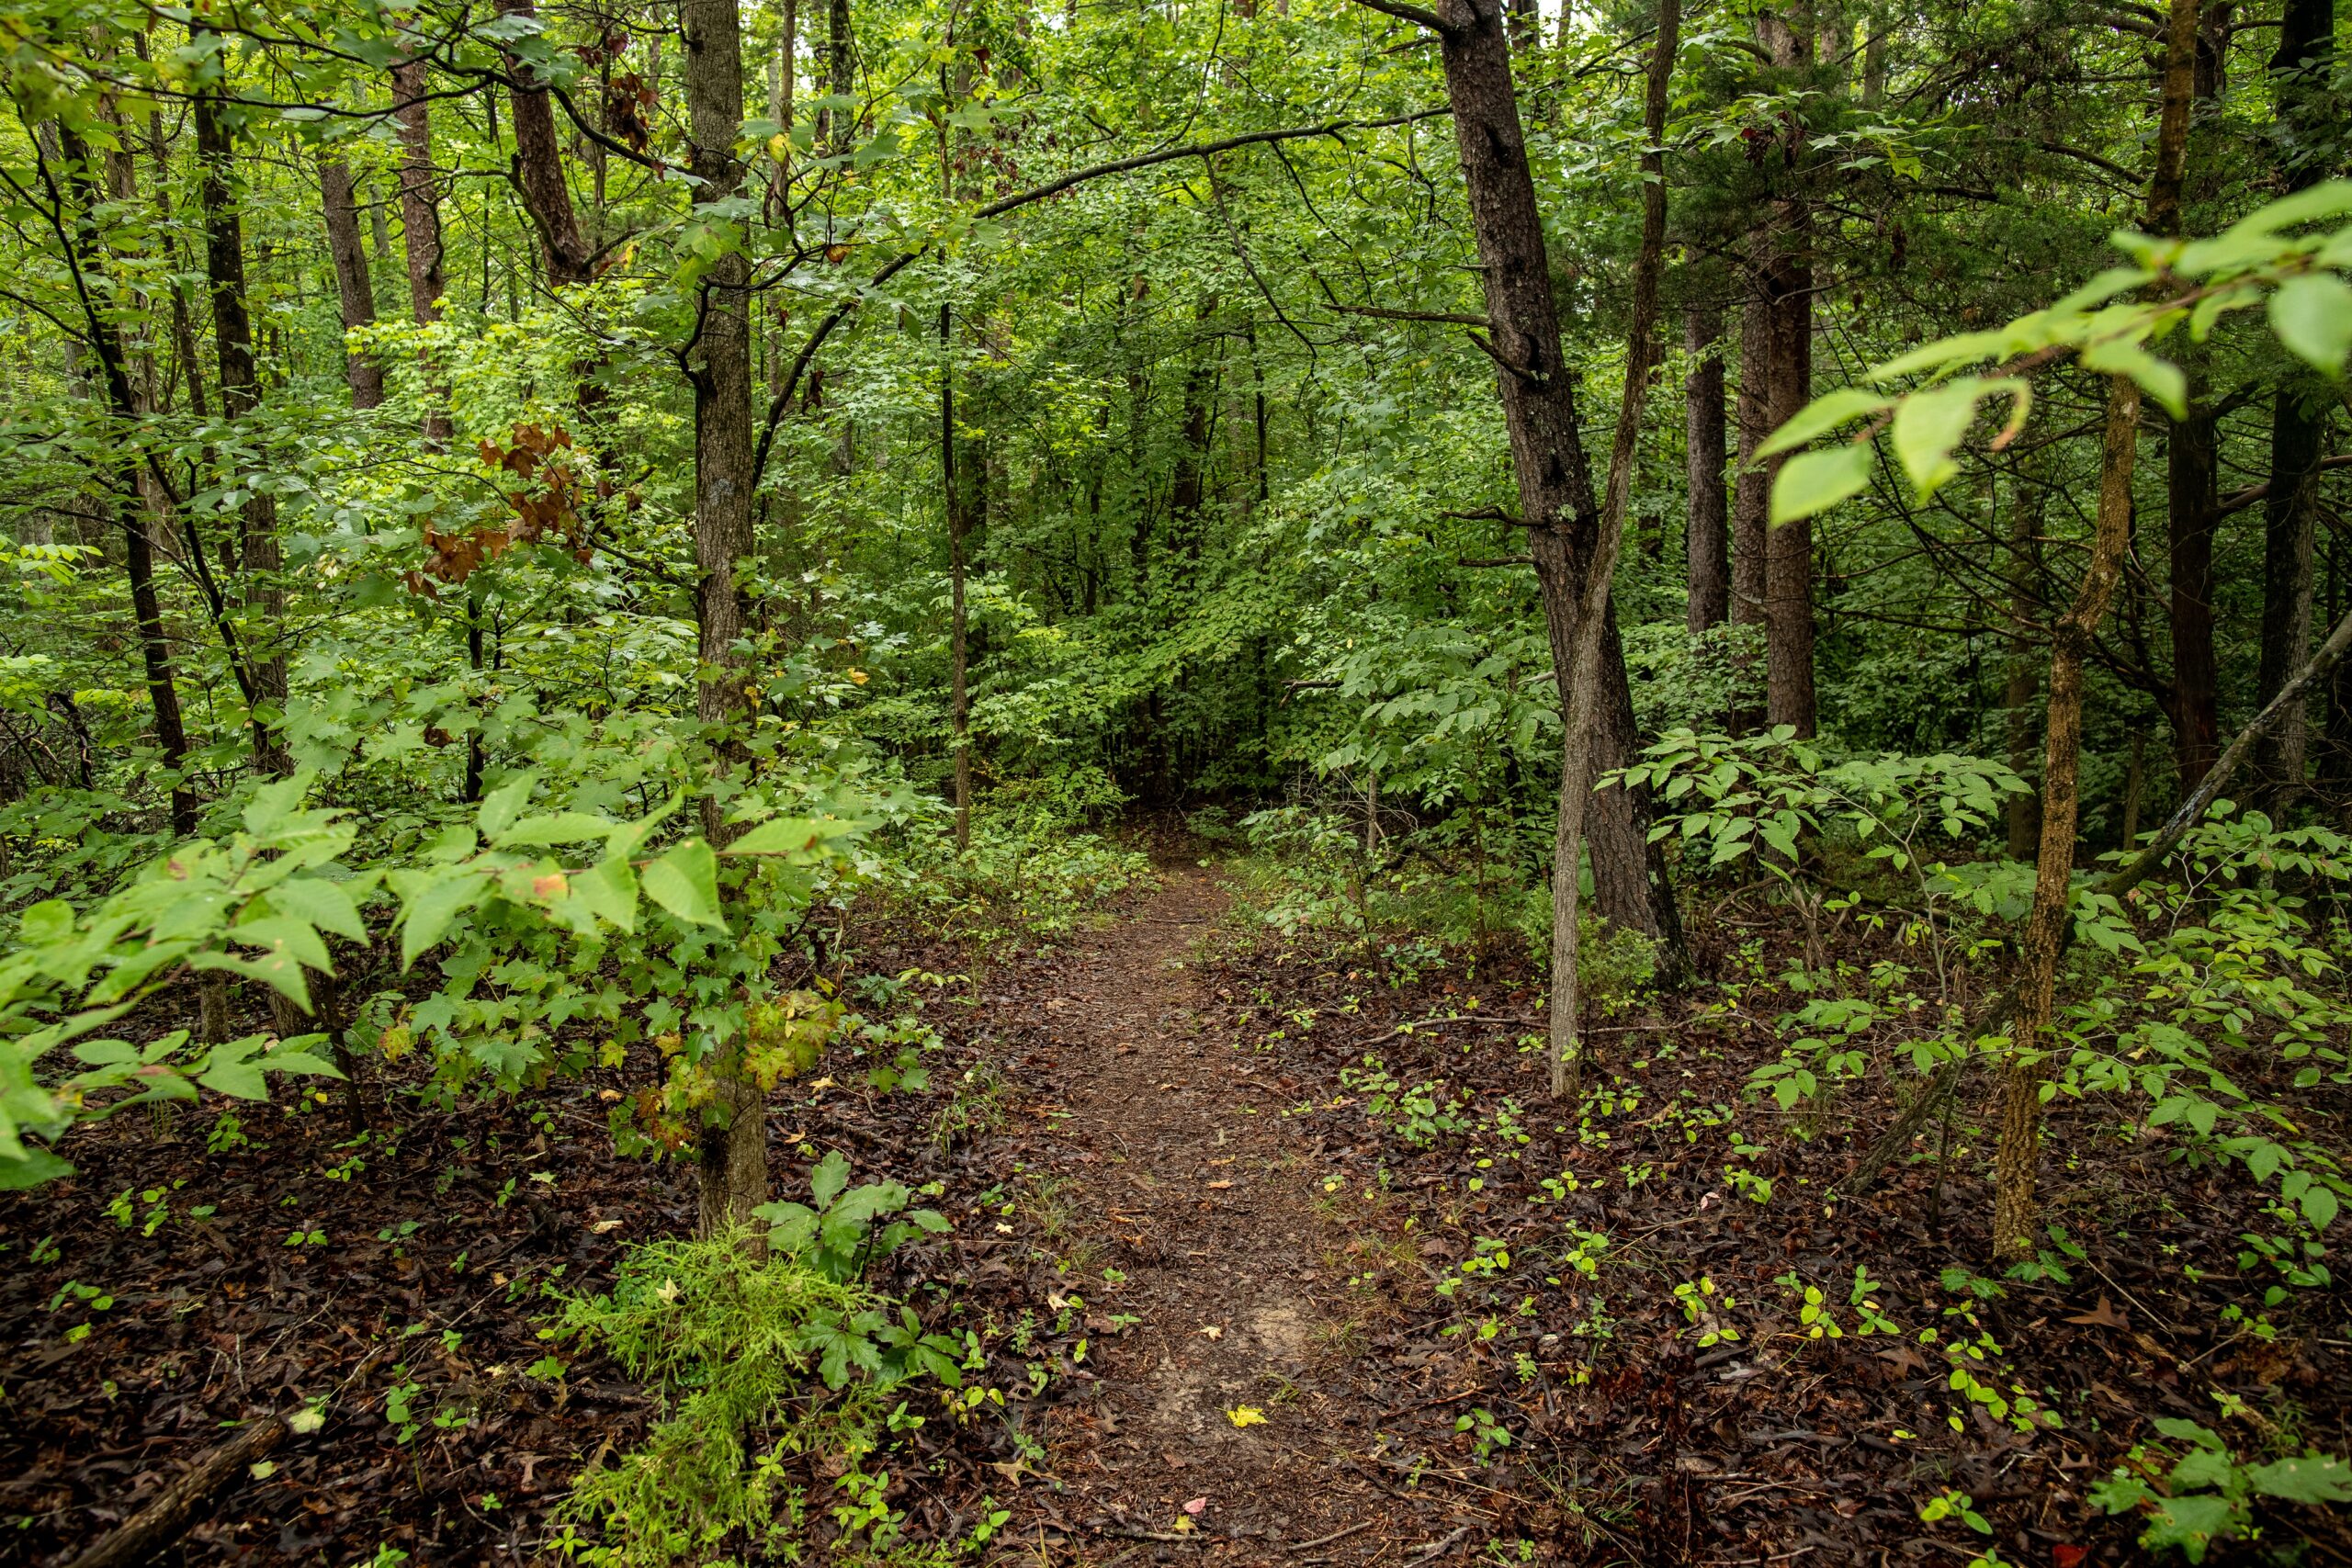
(1991, 0, 2197, 1263)
(682, 0, 768, 1239)
(392, 47, 454, 446)
(193, 80, 289, 773)
(2167, 400, 2221, 788)
(1731, 291, 1770, 729)
(1991, 381, 2141, 1261)
(2257, 399, 2324, 798)
(823, 0, 854, 152)
(1685, 307, 1729, 635)
(2254, 0, 2335, 800)
(1758, 9, 1815, 738)
(2005, 490, 2042, 858)
(943, 304, 972, 850)
(58, 123, 198, 836)
(318, 154, 384, 410)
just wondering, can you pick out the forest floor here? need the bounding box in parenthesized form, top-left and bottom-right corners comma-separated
(6, 839, 2350, 1566)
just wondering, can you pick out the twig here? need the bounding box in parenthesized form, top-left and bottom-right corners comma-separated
(1291, 1520, 1377, 1552)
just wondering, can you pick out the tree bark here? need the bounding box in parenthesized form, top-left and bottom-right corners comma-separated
(2257, 396, 2324, 798)
(497, 0, 596, 291)
(2253, 0, 2335, 800)
(943, 304, 972, 850)
(1758, 8, 1815, 738)
(58, 123, 199, 837)
(823, 0, 854, 152)
(1685, 307, 1728, 635)
(1991, 382, 2139, 1261)
(2005, 487, 2041, 859)
(193, 79, 289, 773)
(317, 154, 384, 410)
(1371, 0, 1681, 1091)
(2166, 397, 2221, 789)
(1731, 290, 1770, 730)
(391, 46, 454, 447)
(1990, 0, 2197, 1263)
(682, 0, 768, 1237)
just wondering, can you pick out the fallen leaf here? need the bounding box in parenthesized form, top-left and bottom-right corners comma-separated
(1183, 1496, 1207, 1515)
(1200, 1325, 1224, 1340)
(2064, 1296, 2130, 1329)
(2052, 1548, 2087, 1568)
(249, 1460, 277, 1480)
(288, 1409, 324, 1435)
(591, 1219, 624, 1235)
(1227, 1405, 1267, 1428)
(1206, 1179, 1234, 1190)
(655, 1278, 680, 1304)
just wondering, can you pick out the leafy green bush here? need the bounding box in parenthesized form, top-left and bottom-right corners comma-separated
(552, 1176, 962, 1566)
(2090, 1418, 2352, 1562)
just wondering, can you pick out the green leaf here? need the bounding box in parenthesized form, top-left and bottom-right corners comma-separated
(0, 1147, 75, 1189)
(2300, 1182, 2339, 1230)
(2267, 273, 2352, 375)
(725, 817, 842, 858)
(476, 773, 537, 840)
(573, 854, 639, 933)
(398, 872, 485, 968)
(2080, 337, 2188, 417)
(1753, 388, 1891, 460)
(811, 1149, 852, 1208)
(1890, 378, 1985, 497)
(19, 899, 74, 944)
(2245, 1453, 2352, 1506)
(1770, 442, 1876, 525)
(496, 811, 621, 849)
(190, 949, 312, 1012)
(230, 915, 332, 975)
(641, 840, 724, 929)
(266, 876, 367, 944)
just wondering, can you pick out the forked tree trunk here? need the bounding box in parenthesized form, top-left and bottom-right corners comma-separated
(682, 0, 769, 1238)
(318, 154, 384, 409)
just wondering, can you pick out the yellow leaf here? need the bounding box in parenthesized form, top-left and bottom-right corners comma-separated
(1227, 1405, 1266, 1428)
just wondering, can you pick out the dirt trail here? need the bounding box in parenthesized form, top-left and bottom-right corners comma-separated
(1010, 865, 1443, 1566)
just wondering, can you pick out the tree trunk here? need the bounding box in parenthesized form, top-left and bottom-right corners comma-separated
(1731, 291, 1770, 729)
(2005, 489, 2041, 859)
(1758, 8, 1815, 738)
(194, 80, 289, 773)
(2253, 0, 2334, 800)
(2167, 398, 2221, 789)
(1991, 380, 2141, 1261)
(58, 124, 199, 837)
(2256, 396, 2324, 799)
(1685, 307, 1728, 635)
(823, 0, 854, 152)
(392, 47, 454, 447)
(943, 304, 972, 850)
(498, 0, 596, 291)
(318, 154, 384, 410)
(1392, 0, 1679, 1093)
(1991, 0, 2197, 1263)
(682, 0, 768, 1237)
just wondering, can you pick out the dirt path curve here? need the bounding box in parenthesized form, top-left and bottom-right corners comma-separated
(1008, 864, 1433, 1567)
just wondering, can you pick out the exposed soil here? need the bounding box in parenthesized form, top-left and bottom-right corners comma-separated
(7, 842, 2350, 1568)
(999, 865, 1427, 1563)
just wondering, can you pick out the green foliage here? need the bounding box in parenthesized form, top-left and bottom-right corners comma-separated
(552, 1230, 961, 1565)
(753, 1151, 955, 1297)
(2090, 1419, 2352, 1562)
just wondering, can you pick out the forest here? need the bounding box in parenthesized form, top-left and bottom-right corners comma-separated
(1, 0, 2349, 1559)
